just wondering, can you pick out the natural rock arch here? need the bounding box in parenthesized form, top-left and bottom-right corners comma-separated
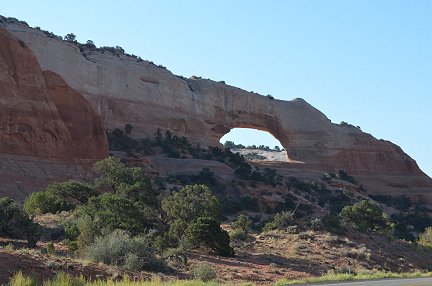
(5, 20, 431, 200)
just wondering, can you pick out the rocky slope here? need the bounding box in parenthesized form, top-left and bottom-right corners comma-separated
(0, 16, 431, 201)
(0, 24, 108, 200)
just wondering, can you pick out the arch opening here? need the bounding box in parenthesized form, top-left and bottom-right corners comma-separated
(219, 128, 289, 162)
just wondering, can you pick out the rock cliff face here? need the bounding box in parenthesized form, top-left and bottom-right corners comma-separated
(1, 17, 431, 200)
(0, 24, 108, 200)
(0, 27, 107, 159)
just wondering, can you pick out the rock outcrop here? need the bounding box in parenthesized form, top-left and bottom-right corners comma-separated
(0, 27, 107, 159)
(1, 17, 431, 200)
(0, 25, 108, 199)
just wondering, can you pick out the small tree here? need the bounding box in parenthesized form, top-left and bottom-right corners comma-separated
(93, 157, 156, 205)
(64, 33, 76, 42)
(183, 217, 234, 257)
(224, 141, 235, 149)
(24, 191, 66, 216)
(47, 180, 98, 205)
(85, 40, 95, 47)
(77, 193, 154, 236)
(162, 185, 221, 225)
(24, 180, 97, 216)
(0, 197, 40, 247)
(231, 214, 253, 232)
(339, 200, 393, 234)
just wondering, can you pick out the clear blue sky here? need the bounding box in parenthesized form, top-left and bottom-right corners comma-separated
(2, 1, 431, 176)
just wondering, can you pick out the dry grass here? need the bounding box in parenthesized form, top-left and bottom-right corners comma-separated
(8, 272, 253, 286)
(274, 270, 432, 285)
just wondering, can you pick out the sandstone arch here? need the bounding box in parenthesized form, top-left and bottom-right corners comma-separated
(5, 20, 431, 200)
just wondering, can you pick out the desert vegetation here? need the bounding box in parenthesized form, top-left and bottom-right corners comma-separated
(1, 130, 432, 284)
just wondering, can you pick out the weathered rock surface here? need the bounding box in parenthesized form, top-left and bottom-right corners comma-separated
(1, 17, 431, 200)
(0, 25, 108, 199)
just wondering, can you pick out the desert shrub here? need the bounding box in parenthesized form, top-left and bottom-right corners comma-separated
(234, 162, 253, 180)
(64, 223, 80, 241)
(286, 225, 298, 234)
(46, 180, 98, 205)
(327, 190, 353, 215)
(76, 215, 100, 253)
(46, 242, 55, 255)
(339, 200, 393, 234)
(77, 192, 155, 237)
(229, 229, 248, 241)
(93, 157, 157, 205)
(108, 125, 155, 155)
(24, 180, 97, 216)
(299, 231, 316, 240)
(192, 263, 217, 282)
(182, 217, 234, 257)
(85, 230, 166, 272)
(261, 168, 283, 186)
(163, 248, 188, 269)
(335, 170, 356, 184)
(0, 197, 40, 247)
(9, 272, 37, 286)
(418, 227, 432, 248)
(322, 215, 343, 233)
(310, 218, 323, 231)
(162, 184, 221, 226)
(24, 191, 68, 216)
(231, 214, 253, 232)
(263, 211, 295, 232)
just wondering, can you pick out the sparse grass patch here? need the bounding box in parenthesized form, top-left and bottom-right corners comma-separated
(273, 270, 432, 285)
(9, 272, 230, 286)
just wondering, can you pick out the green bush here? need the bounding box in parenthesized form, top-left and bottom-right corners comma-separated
(93, 157, 157, 205)
(183, 217, 234, 257)
(263, 211, 294, 232)
(229, 229, 248, 241)
(0, 197, 40, 247)
(322, 215, 343, 233)
(418, 227, 432, 248)
(46, 180, 98, 205)
(24, 191, 68, 216)
(77, 193, 154, 237)
(231, 214, 252, 232)
(24, 180, 97, 216)
(339, 200, 393, 234)
(162, 185, 221, 238)
(85, 230, 166, 272)
(192, 263, 217, 282)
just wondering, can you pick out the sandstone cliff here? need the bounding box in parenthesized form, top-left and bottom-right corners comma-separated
(1, 17, 431, 200)
(0, 27, 107, 159)
(0, 24, 108, 200)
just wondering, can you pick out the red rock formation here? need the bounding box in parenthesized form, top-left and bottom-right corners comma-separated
(2, 19, 431, 201)
(0, 28, 108, 160)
